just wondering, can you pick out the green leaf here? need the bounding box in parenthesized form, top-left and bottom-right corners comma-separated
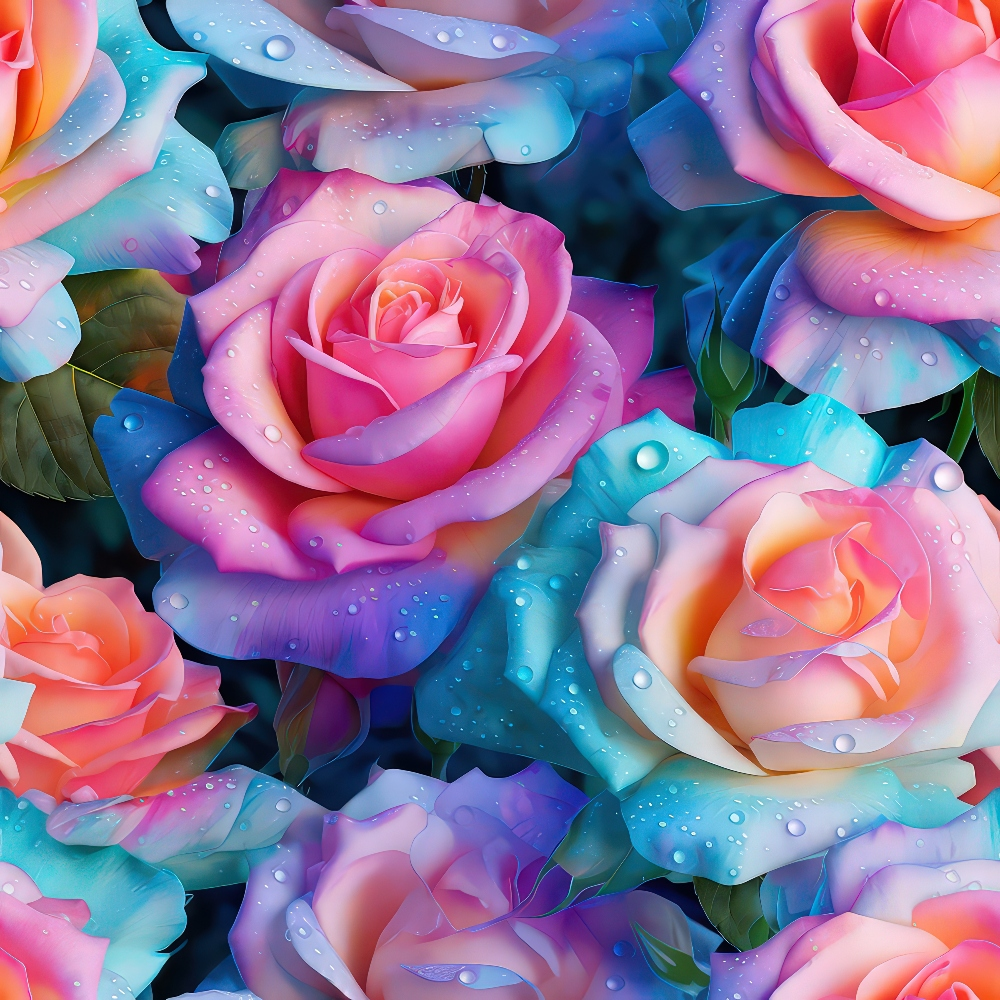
(696, 293, 757, 446)
(0, 270, 187, 500)
(536, 791, 668, 913)
(65, 269, 186, 401)
(412, 699, 460, 781)
(974, 368, 1000, 476)
(632, 921, 710, 995)
(693, 875, 774, 951)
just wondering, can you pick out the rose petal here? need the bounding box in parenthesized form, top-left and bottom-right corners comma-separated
(167, 0, 412, 92)
(0, 511, 41, 587)
(361, 313, 618, 544)
(0, 279, 81, 382)
(302, 354, 519, 500)
(882, 0, 987, 85)
(94, 389, 215, 561)
(752, 255, 976, 411)
(203, 301, 349, 492)
(282, 76, 577, 182)
(142, 426, 330, 581)
(623, 367, 697, 429)
(670, 0, 855, 198)
(326, 6, 557, 88)
(623, 753, 970, 882)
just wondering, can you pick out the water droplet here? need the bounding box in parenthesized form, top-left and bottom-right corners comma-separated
(205, 185, 222, 198)
(859, 337, 870, 347)
(837, 827, 847, 837)
(263, 424, 282, 442)
(393, 628, 408, 642)
(916, 838, 924, 847)
(613, 940, 635, 957)
(263, 34, 294, 59)
(952, 530, 965, 545)
(729, 868, 738, 877)
(273, 869, 287, 882)
(874, 289, 891, 307)
(168, 592, 188, 609)
(632, 668, 652, 689)
(514, 594, 531, 608)
(921, 352, 938, 366)
(871, 349, 883, 360)
(614, 547, 628, 559)
(729, 810, 745, 824)
(2, 883, 13, 894)
(123, 413, 143, 432)
(462, 659, 473, 671)
(372, 200, 387, 215)
(491, 34, 508, 48)
(776, 427, 785, 435)
(699, 89, 713, 102)
(192, 31, 204, 40)
(296, 925, 309, 937)
(606, 977, 625, 992)
(713, 40, 725, 50)
(932, 462, 963, 491)
(520, 144, 531, 156)
(740, 618, 791, 638)
(450, 706, 462, 716)
(548, 574, 568, 591)
(945, 869, 960, 883)
(834, 734, 857, 753)
(459, 970, 478, 985)
(786, 818, 806, 837)
(436, 29, 450, 42)
(968, 880, 983, 890)
(773, 285, 790, 300)
(309, 536, 322, 548)
(668, 784, 678, 794)
(516, 555, 532, 570)
(275, 798, 291, 813)
(516, 666, 533, 682)
(347, 604, 359, 615)
(672, 850, 686, 865)
(635, 441, 668, 471)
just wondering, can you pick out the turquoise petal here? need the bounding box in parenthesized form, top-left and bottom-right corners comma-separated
(731, 394, 888, 485)
(621, 755, 971, 884)
(45, 120, 233, 274)
(0, 677, 33, 741)
(3, 789, 185, 991)
(0, 281, 81, 381)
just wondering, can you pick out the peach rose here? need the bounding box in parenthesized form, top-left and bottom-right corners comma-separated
(0, 511, 255, 803)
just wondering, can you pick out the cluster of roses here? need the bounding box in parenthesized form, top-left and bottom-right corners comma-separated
(9, 0, 1000, 996)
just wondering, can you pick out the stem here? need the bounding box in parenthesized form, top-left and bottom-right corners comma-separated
(711, 409, 733, 449)
(430, 751, 454, 782)
(947, 371, 978, 462)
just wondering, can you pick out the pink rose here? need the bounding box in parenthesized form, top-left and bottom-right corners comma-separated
(639, 0, 1000, 346)
(112, 168, 692, 676)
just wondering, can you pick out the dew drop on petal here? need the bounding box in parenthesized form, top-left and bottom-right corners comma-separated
(613, 940, 635, 958)
(786, 818, 806, 836)
(169, 593, 189, 609)
(373, 200, 387, 215)
(952, 531, 965, 545)
(635, 441, 668, 471)
(834, 734, 856, 753)
(672, 850, 686, 864)
(205, 185, 222, 198)
(921, 352, 938, 366)
(459, 970, 478, 985)
(275, 798, 291, 813)
(773, 285, 789, 300)
(263, 424, 282, 442)
(932, 462, 963, 491)
(436, 29, 450, 42)
(606, 977, 625, 992)
(123, 413, 143, 432)
(491, 34, 508, 48)
(729, 810, 745, 824)
(632, 669, 652, 689)
(699, 89, 713, 102)
(874, 289, 891, 307)
(516, 666, 533, 682)
(393, 628, 408, 642)
(273, 869, 287, 882)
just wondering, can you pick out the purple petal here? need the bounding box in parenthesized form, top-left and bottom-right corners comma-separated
(302, 354, 521, 468)
(753, 258, 977, 412)
(361, 316, 620, 545)
(152, 543, 477, 678)
(569, 276, 654, 388)
(623, 367, 697, 429)
(755, 712, 915, 754)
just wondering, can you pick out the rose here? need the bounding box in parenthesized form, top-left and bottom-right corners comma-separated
(0, 510, 256, 804)
(96, 167, 694, 679)
(0, 784, 185, 996)
(166, 0, 692, 189)
(47, 763, 719, 999)
(0, 0, 233, 382)
(715, 788, 1000, 999)
(417, 391, 1000, 883)
(628, 0, 1000, 411)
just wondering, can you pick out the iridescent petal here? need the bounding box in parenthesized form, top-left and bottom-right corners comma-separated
(282, 77, 577, 182)
(0, 280, 81, 382)
(44, 120, 233, 274)
(167, 0, 412, 92)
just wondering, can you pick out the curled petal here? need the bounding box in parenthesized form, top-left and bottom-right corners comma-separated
(0, 274, 80, 382)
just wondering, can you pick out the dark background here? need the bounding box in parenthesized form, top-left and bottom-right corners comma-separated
(1, 4, 996, 993)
